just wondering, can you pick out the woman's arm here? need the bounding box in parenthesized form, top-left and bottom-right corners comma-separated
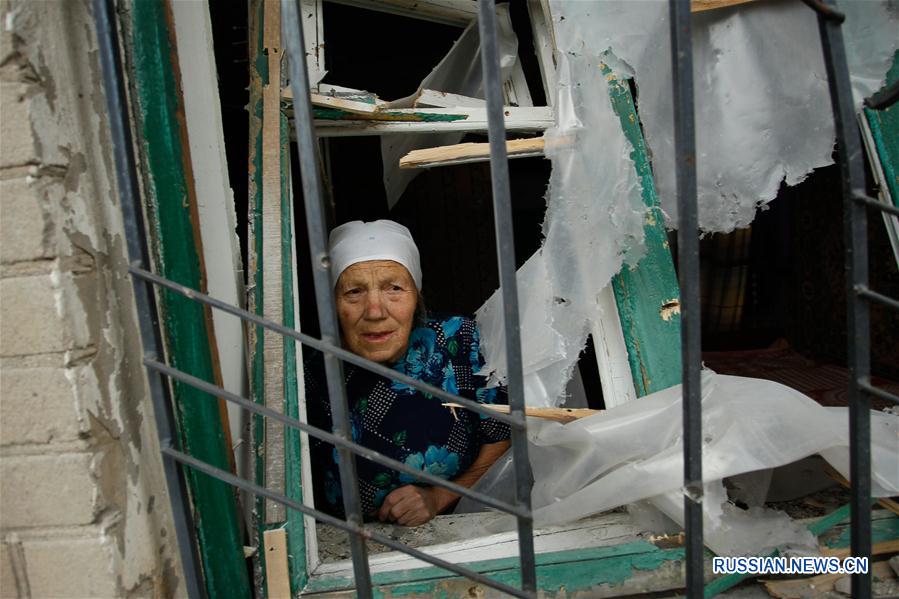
(377, 440, 511, 526)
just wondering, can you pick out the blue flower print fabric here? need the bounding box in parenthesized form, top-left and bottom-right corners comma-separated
(304, 316, 510, 519)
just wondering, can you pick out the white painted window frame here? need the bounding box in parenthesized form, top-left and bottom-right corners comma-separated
(290, 0, 638, 580)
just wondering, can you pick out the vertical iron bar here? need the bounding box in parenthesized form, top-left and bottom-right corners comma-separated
(281, 0, 373, 595)
(91, 0, 205, 597)
(476, 0, 537, 594)
(669, 1, 704, 596)
(813, 3, 872, 596)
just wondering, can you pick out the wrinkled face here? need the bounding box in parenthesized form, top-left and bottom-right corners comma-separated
(335, 260, 418, 364)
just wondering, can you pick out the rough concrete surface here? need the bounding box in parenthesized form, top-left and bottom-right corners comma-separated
(0, 0, 184, 596)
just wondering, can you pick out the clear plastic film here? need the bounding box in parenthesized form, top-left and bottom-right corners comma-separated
(381, 5, 519, 208)
(645, 482, 818, 557)
(544, 0, 899, 232)
(459, 373, 899, 556)
(476, 49, 647, 406)
(476, 0, 897, 404)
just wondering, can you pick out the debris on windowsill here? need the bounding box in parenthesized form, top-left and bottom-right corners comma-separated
(649, 532, 685, 548)
(314, 509, 630, 563)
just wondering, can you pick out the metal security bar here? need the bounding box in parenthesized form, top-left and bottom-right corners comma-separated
(669, 1, 704, 597)
(807, 1, 899, 597)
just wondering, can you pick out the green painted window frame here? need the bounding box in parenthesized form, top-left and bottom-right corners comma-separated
(126, 1, 250, 597)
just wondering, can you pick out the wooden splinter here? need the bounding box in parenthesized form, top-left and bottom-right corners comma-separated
(442, 402, 601, 424)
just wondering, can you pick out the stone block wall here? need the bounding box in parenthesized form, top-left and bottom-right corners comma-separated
(0, 1, 183, 596)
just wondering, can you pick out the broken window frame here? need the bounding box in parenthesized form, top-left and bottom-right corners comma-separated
(93, 0, 893, 596)
(277, 0, 677, 585)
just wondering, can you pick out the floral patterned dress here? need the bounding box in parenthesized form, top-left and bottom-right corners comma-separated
(304, 315, 510, 518)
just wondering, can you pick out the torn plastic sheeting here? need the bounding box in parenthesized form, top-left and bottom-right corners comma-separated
(627, 481, 821, 557)
(381, 5, 519, 208)
(475, 253, 563, 377)
(645, 482, 818, 557)
(475, 49, 647, 406)
(459, 373, 898, 556)
(546, 0, 899, 232)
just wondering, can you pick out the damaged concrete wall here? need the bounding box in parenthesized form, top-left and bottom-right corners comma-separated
(0, 0, 183, 596)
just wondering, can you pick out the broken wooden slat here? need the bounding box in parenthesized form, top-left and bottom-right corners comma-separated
(310, 92, 380, 115)
(400, 137, 545, 169)
(262, 0, 286, 524)
(820, 538, 899, 559)
(879, 497, 899, 517)
(691, 0, 757, 12)
(263, 529, 292, 599)
(307, 106, 554, 137)
(414, 89, 486, 109)
(603, 60, 683, 398)
(442, 402, 601, 424)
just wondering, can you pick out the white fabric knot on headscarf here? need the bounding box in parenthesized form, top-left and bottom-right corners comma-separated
(328, 220, 422, 290)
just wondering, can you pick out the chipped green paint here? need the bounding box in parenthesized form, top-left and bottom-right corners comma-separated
(247, 0, 268, 594)
(281, 99, 308, 592)
(312, 107, 469, 122)
(604, 55, 683, 396)
(304, 540, 687, 594)
(338, 92, 380, 105)
(824, 511, 898, 549)
(248, 0, 307, 592)
(129, 1, 249, 597)
(863, 50, 899, 209)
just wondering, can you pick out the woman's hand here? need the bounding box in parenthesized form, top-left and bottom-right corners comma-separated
(377, 441, 511, 526)
(377, 485, 446, 526)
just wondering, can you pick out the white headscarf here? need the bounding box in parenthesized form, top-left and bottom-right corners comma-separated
(328, 220, 422, 290)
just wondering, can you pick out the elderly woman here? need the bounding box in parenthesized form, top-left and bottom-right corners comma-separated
(305, 220, 510, 526)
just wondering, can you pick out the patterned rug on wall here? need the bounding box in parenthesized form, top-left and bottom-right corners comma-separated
(703, 338, 898, 411)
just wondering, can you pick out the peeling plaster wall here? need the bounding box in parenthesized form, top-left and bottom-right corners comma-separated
(0, 0, 183, 596)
